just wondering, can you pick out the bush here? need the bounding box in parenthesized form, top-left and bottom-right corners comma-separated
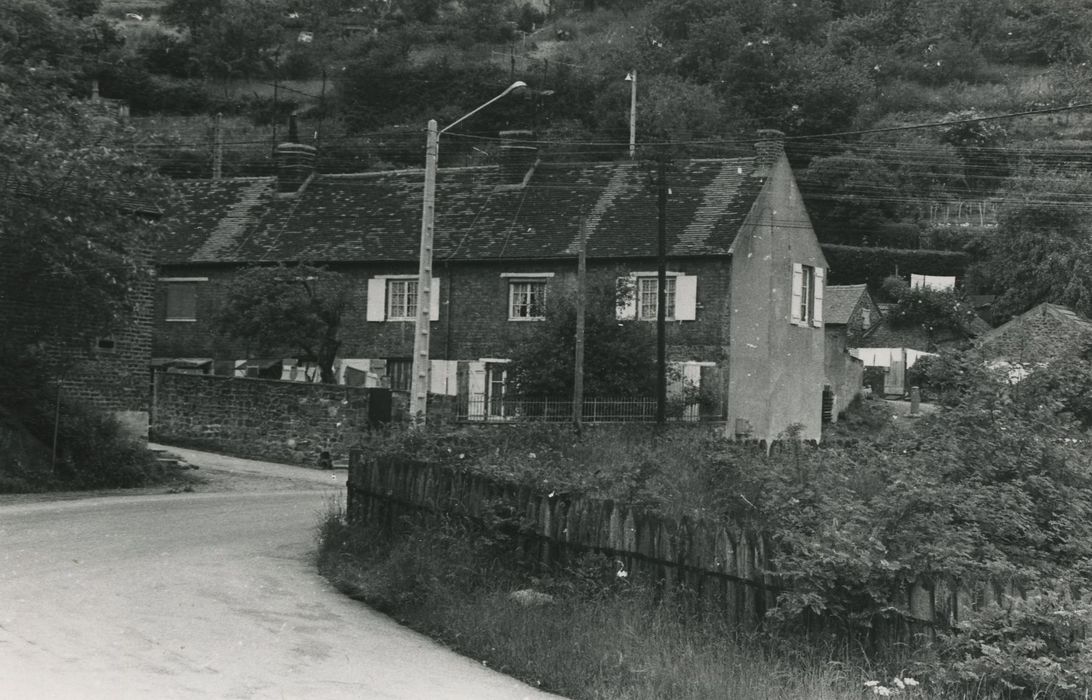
(0, 344, 160, 491)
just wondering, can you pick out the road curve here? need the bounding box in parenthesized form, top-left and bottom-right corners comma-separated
(0, 448, 560, 700)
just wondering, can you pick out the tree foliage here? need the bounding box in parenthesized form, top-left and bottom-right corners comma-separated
(879, 274, 983, 342)
(969, 168, 1092, 323)
(161, 0, 285, 79)
(507, 283, 659, 399)
(0, 0, 169, 342)
(212, 264, 352, 383)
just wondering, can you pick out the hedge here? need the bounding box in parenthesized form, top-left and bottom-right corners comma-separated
(821, 244, 971, 288)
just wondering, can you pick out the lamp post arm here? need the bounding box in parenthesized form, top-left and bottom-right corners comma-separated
(439, 81, 527, 135)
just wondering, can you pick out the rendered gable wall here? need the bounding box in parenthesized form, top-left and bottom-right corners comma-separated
(727, 155, 827, 442)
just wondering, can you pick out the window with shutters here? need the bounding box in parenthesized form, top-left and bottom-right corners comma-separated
(616, 272, 696, 322)
(508, 280, 547, 320)
(790, 263, 824, 327)
(387, 279, 417, 321)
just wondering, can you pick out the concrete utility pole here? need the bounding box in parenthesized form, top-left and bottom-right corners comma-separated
(410, 81, 527, 424)
(573, 218, 587, 430)
(410, 119, 439, 424)
(656, 158, 667, 424)
(626, 70, 637, 159)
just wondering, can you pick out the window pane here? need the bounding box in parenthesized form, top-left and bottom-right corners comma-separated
(638, 277, 676, 320)
(388, 280, 418, 320)
(510, 281, 546, 318)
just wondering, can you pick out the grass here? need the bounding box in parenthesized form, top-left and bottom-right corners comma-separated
(315, 501, 897, 700)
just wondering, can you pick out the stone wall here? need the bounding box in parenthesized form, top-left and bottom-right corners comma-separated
(1, 249, 154, 438)
(151, 371, 390, 466)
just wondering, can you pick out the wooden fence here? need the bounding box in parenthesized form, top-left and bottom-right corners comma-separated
(346, 452, 1024, 646)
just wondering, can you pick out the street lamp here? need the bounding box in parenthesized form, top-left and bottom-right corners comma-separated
(410, 81, 528, 424)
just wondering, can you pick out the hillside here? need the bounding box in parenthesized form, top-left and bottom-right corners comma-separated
(39, 0, 1092, 316)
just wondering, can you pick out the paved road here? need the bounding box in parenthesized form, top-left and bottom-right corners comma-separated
(0, 447, 558, 700)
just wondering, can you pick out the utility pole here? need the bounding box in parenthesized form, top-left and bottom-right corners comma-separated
(656, 158, 667, 424)
(410, 119, 439, 423)
(573, 218, 587, 431)
(212, 112, 223, 180)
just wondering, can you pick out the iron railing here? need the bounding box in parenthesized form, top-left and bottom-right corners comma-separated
(456, 397, 702, 423)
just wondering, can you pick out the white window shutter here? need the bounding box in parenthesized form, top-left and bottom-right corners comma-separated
(430, 277, 441, 321)
(366, 278, 386, 321)
(675, 274, 697, 321)
(616, 275, 637, 320)
(812, 267, 825, 327)
(790, 263, 803, 325)
(468, 361, 486, 420)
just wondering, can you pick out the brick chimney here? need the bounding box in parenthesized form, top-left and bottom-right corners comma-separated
(275, 142, 316, 194)
(498, 130, 538, 186)
(754, 128, 785, 175)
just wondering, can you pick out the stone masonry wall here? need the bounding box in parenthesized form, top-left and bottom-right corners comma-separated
(1, 250, 154, 437)
(151, 371, 384, 466)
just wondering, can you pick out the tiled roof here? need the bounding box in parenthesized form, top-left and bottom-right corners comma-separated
(978, 302, 1092, 347)
(824, 284, 867, 325)
(158, 158, 764, 264)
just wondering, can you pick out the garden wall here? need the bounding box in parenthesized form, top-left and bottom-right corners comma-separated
(347, 452, 1026, 647)
(152, 372, 392, 467)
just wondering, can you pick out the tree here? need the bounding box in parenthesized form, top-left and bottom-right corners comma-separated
(213, 264, 352, 384)
(161, 0, 285, 79)
(0, 1, 169, 344)
(507, 283, 659, 399)
(968, 168, 1092, 323)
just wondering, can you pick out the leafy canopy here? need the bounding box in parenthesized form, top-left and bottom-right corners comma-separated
(507, 282, 659, 399)
(212, 263, 353, 383)
(0, 0, 169, 342)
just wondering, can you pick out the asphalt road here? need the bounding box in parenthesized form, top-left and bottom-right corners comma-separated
(0, 447, 559, 700)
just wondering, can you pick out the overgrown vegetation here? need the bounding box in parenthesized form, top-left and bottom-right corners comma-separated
(0, 345, 196, 493)
(317, 500, 889, 700)
(329, 349, 1092, 698)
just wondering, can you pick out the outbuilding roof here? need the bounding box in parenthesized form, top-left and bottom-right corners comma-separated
(823, 284, 868, 325)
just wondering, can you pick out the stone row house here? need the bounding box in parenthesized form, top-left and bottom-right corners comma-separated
(153, 132, 838, 442)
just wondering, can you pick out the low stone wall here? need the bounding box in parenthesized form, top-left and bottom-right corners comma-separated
(151, 371, 389, 467)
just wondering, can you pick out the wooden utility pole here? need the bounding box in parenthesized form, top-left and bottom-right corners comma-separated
(656, 158, 667, 424)
(573, 218, 587, 430)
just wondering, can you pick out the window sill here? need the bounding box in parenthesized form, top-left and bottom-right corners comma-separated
(508, 316, 546, 322)
(165, 318, 197, 323)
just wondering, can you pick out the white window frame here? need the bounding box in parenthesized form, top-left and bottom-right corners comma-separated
(508, 279, 548, 321)
(161, 277, 207, 322)
(637, 275, 677, 321)
(386, 278, 417, 322)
